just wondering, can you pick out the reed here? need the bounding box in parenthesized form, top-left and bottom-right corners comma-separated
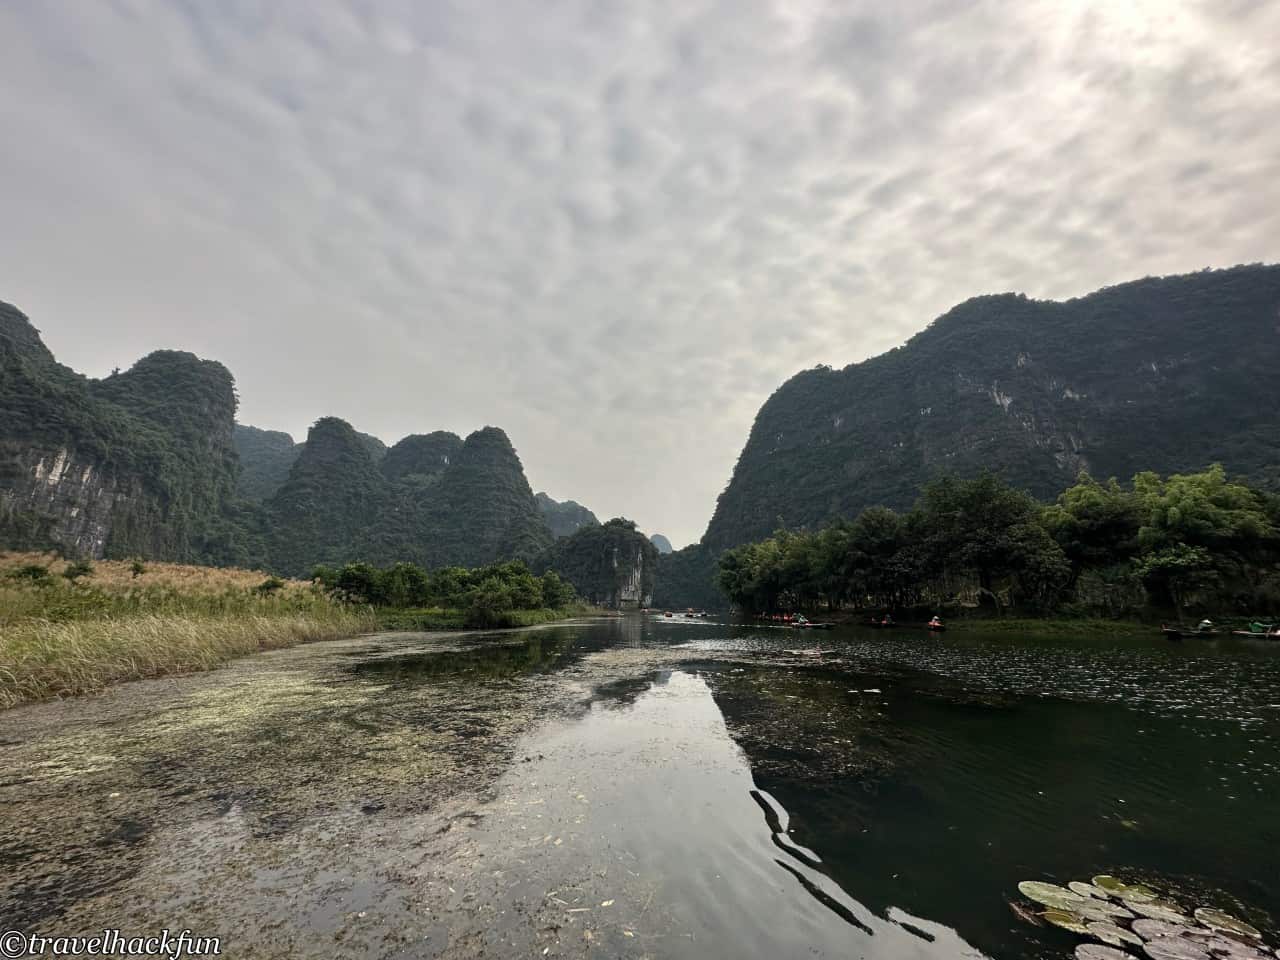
(0, 552, 376, 708)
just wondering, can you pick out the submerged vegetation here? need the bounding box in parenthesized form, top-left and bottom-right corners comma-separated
(0, 552, 374, 708)
(716, 467, 1280, 619)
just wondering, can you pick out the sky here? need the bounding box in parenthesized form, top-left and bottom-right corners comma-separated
(2, 1, 1278, 548)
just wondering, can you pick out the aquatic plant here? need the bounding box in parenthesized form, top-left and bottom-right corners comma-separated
(1013, 874, 1274, 960)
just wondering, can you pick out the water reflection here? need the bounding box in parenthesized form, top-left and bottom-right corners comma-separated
(482, 669, 988, 959)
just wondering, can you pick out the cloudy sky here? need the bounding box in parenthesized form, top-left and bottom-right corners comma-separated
(3, 1, 1278, 546)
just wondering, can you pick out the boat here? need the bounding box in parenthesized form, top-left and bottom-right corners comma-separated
(1232, 628, 1280, 639)
(927, 623, 947, 632)
(1162, 623, 1220, 639)
(791, 621, 834, 630)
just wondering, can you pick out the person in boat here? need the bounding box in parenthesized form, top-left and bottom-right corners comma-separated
(881, 613, 894, 626)
(928, 615, 944, 629)
(795, 614, 809, 626)
(1197, 618, 1214, 633)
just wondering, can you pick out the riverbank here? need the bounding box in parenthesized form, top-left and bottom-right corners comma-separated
(0, 553, 611, 709)
(0, 552, 377, 708)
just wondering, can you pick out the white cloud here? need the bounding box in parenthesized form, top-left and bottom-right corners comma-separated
(2, 0, 1277, 546)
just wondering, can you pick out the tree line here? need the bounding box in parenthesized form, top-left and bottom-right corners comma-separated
(715, 466, 1280, 618)
(312, 559, 578, 627)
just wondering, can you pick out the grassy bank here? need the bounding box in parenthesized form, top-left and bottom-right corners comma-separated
(0, 552, 376, 709)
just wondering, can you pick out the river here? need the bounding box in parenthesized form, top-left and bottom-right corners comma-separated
(2, 616, 1278, 958)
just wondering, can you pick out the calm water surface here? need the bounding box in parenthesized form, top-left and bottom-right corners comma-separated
(432, 616, 1280, 958)
(5, 616, 1279, 959)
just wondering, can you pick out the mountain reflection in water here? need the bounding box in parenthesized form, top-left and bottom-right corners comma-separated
(475, 669, 987, 959)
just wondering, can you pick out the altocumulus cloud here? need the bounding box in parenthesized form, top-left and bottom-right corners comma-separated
(1, 0, 1278, 546)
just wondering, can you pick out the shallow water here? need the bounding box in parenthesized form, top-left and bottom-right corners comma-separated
(2, 616, 1278, 958)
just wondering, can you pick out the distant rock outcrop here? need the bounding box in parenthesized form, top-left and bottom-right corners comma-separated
(381, 431, 462, 482)
(649, 533, 674, 554)
(233, 425, 300, 502)
(535, 493, 600, 538)
(535, 518, 657, 608)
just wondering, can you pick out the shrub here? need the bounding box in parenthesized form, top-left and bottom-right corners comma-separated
(7, 563, 51, 584)
(62, 559, 94, 582)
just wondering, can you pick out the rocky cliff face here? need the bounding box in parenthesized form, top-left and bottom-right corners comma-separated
(0, 444, 143, 557)
(703, 265, 1280, 552)
(535, 518, 657, 608)
(1, 301, 241, 560)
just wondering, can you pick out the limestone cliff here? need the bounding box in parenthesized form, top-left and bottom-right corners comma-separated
(534, 518, 657, 608)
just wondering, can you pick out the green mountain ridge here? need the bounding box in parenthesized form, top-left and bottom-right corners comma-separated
(658, 264, 1280, 607)
(1, 303, 554, 575)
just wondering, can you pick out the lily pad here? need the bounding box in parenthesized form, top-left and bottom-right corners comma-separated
(1089, 922, 1145, 948)
(1020, 881, 1087, 911)
(1078, 946, 1136, 960)
(1124, 885, 1160, 904)
(1133, 919, 1192, 942)
(1078, 900, 1137, 921)
(1095, 876, 1129, 895)
(1074, 881, 1115, 900)
(1204, 939, 1271, 960)
(1144, 938, 1210, 960)
(1128, 900, 1191, 924)
(1194, 909, 1261, 941)
(1045, 909, 1092, 934)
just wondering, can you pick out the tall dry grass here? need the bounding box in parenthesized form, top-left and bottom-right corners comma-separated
(0, 552, 376, 708)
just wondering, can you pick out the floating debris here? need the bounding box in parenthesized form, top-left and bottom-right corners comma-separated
(1010, 901, 1043, 926)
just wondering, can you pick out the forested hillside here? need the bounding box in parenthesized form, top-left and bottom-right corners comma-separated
(1, 301, 249, 564)
(705, 265, 1280, 553)
(536, 493, 599, 538)
(1, 302, 555, 575)
(260, 424, 554, 575)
